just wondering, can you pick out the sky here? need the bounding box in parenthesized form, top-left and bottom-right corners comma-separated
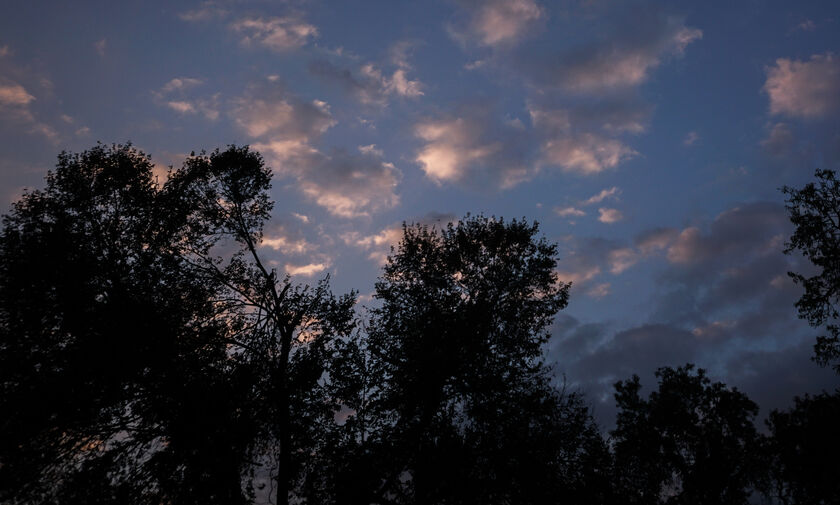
(1, 0, 839, 425)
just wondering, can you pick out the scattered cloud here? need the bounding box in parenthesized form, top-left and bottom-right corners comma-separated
(764, 53, 840, 118)
(285, 261, 329, 277)
(555, 206, 586, 218)
(0, 82, 34, 106)
(231, 16, 317, 52)
(232, 83, 335, 143)
(344, 212, 456, 264)
(154, 77, 219, 120)
(665, 203, 788, 266)
(793, 19, 816, 33)
(530, 105, 639, 175)
(94, 38, 107, 57)
(309, 59, 423, 105)
(414, 109, 534, 188)
(760, 122, 796, 157)
(542, 134, 636, 174)
(179, 1, 229, 22)
(295, 147, 401, 218)
(597, 207, 623, 223)
(449, 0, 544, 48)
(683, 130, 700, 146)
(582, 186, 620, 205)
(518, 13, 701, 94)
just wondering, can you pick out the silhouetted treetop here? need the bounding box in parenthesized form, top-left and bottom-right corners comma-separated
(783, 169, 840, 372)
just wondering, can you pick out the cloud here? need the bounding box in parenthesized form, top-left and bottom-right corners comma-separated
(233, 81, 400, 217)
(529, 105, 639, 174)
(608, 247, 637, 274)
(309, 60, 423, 105)
(550, 202, 827, 426)
(541, 134, 635, 174)
(295, 147, 401, 218)
(231, 16, 317, 52)
(760, 122, 796, 157)
(94, 38, 107, 57)
(665, 203, 788, 266)
(154, 77, 219, 120)
(582, 186, 620, 205)
(232, 84, 335, 142)
(449, 0, 544, 47)
(597, 207, 623, 224)
(555, 206, 586, 218)
(179, 1, 229, 22)
(414, 110, 534, 188)
(634, 227, 678, 255)
(344, 212, 457, 264)
(0, 79, 58, 142)
(683, 131, 700, 146)
(0, 82, 34, 106)
(518, 13, 701, 94)
(285, 262, 329, 277)
(764, 53, 840, 118)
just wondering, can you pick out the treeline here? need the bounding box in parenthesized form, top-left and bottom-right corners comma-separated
(0, 144, 837, 505)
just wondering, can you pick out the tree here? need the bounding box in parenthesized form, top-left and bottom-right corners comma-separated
(363, 215, 605, 504)
(166, 146, 357, 504)
(783, 169, 840, 372)
(0, 144, 246, 503)
(611, 364, 760, 505)
(0, 144, 356, 504)
(760, 391, 840, 505)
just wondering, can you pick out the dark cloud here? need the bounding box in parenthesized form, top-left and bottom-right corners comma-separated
(514, 10, 701, 94)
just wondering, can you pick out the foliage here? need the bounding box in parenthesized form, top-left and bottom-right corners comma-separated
(611, 364, 760, 505)
(783, 169, 840, 372)
(363, 215, 606, 504)
(760, 391, 840, 505)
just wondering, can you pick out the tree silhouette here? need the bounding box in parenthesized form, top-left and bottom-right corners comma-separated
(760, 391, 840, 505)
(783, 169, 840, 372)
(362, 215, 606, 504)
(0, 144, 245, 503)
(0, 144, 355, 504)
(611, 364, 760, 505)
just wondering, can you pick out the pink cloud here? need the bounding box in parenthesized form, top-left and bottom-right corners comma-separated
(765, 53, 840, 118)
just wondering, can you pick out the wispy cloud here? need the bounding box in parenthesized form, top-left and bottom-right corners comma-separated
(449, 0, 544, 48)
(231, 16, 317, 52)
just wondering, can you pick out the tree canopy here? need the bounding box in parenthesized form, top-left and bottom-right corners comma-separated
(1, 145, 837, 504)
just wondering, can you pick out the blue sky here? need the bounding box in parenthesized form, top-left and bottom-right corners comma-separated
(1, 0, 839, 424)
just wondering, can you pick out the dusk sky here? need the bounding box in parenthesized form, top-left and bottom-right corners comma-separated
(2, 0, 839, 424)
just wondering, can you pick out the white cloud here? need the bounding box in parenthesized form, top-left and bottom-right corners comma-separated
(542, 134, 636, 175)
(415, 117, 500, 183)
(582, 186, 620, 206)
(597, 207, 624, 224)
(764, 53, 840, 118)
(231, 16, 317, 52)
(555, 206, 586, 217)
(285, 262, 329, 277)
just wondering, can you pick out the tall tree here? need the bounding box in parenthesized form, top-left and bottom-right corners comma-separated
(364, 215, 604, 504)
(0, 144, 243, 503)
(0, 144, 355, 504)
(783, 169, 840, 372)
(611, 364, 760, 505)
